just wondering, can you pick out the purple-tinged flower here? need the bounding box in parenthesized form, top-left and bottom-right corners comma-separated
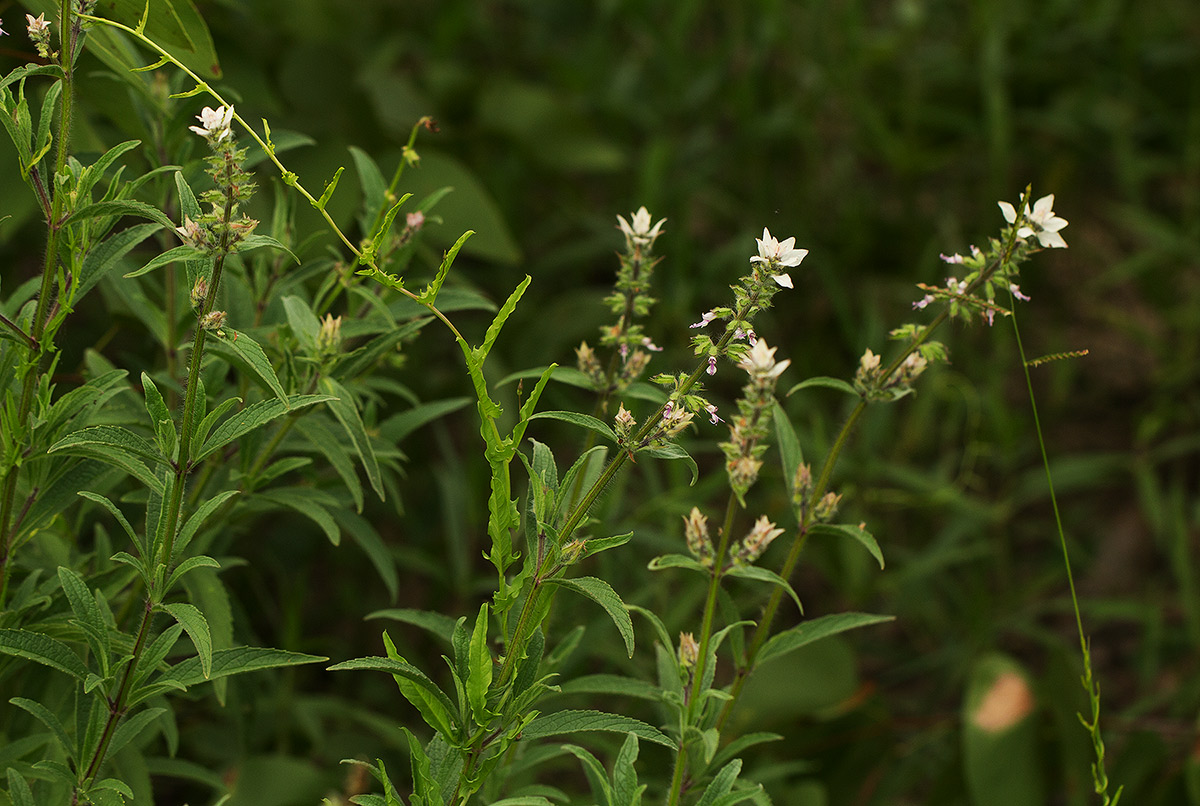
(0, 18, 8, 36)
(913, 294, 935, 310)
(706, 403, 722, 425)
(642, 336, 663, 352)
(940, 252, 964, 264)
(706, 355, 717, 376)
(690, 310, 717, 328)
(1010, 283, 1031, 302)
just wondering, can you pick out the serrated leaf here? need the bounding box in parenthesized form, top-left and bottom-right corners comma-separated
(528, 410, 617, 443)
(0, 629, 89, 680)
(162, 602, 213, 679)
(236, 234, 298, 263)
(49, 425, 169, 468)
(522, 710, 672, 748)
(254, 488, 340, 545)
(320, 378, 384, 501)
(6, 768, 36, 806)
(809, 522, 885, 569)
(281, 295, 321, 350)
(10, 697, 73, 757)
(758, 612, 895, 665)
(214, 329, 287, 405)
(57, 567, 110, 671)
(64, 199, 174, 228)
(157, 646, 325, 688)
(194, 394, 332, 462)
(327, 657, 457, 722)
(77, 223, 161, 299)
(165, 555, 221, 594)
(694, 759, 742, 806)
(378, 397, 473, 445)
(559, 674, 660, 701)
(773, 400, 803, 502)
(542, 577, 633, 657)
(296, 418, 363, 512)
(382, 632, 457, 739)
(466, 603, 493, 727)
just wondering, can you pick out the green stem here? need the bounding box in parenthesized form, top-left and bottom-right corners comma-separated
(0, 0, 78, 609)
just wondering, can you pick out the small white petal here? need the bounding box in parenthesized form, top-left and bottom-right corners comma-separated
(998, 201, 1017, 224)
(772, 273, 793, 289)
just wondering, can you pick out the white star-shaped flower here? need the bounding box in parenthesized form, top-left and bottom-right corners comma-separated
(616, 206, 666, 248)
(737, 338, 790, 379)
(999, 194, 1068, 248)
(189, 105, 235, 142)
(751, 228, 807, 269)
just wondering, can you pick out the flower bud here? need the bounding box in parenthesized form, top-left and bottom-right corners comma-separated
(736, 516, 785, 564)
(683, 507, 714, 567)
(677, 632, 699, 669)
(614, 404, 637, 443)
(190, 277, 209, 309)
(317, 314, 343, 354)
(200, 310, 227, 332)
(814, 492, 842, 522)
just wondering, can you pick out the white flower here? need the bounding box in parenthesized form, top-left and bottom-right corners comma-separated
(1009, 283, 1031, 302)
(751, 227, 807, 270)
(913, 294, 934, 310)
(706, 355, 717, 375)
(690, 310, 717, 328)
(737, 338, 790, 379)
(999, 194, 1068, 249)
(25, 13, 49, 35)
(189, 105, 235, 142)
(706, 403, 721, 424)
(617, 206, 666, 249)
(0, 18, 8, 36)
(772, 272, 794, 289)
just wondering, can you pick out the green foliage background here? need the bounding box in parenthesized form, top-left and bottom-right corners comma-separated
(1, 0, 1196, 803)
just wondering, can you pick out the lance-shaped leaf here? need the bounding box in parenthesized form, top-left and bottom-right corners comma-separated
(162, 602, 213, 679)
(381, 631, 457, 739)
(64, 199, 175, 228)
(320, 378, 384, 501)
(773, 400, 804, 502)
(785, 376, 858, 397)
(723, 564, 804, 614)
(10, 698, 73, 758)
(327, 656, 457, 721)
(157, 646, 325, 688)
(173, 490, 239, 559)
(466, 603, 494, 727)
(57, 567, 111, 674)
(522, 709, 672, 748)
(640, 442, 698, 486)
(0, 629, 89, 680)
(528, 411, 616, 443)
(49, 425, 170, 469)
(194, 394, 332, 462)
(235, 234, 298, 263)
(77, 223, 161, 299)
(809, 522, 885, 569)
(213, 329, 288, 405)
(123, 244, 207, 278)
(367, 608, 457, 644)
(418, 230, 474, 305)
(757, 612, 895, 665)
(106, 706, 167, 759)
(543, 577, 634, 657)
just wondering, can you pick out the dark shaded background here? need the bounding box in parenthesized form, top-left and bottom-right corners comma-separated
(1, 0, 1197, 803)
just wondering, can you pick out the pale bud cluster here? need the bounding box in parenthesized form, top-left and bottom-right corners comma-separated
(720, 339, 789, 503)
(677, 632, 700, 669)
(199, 310, 227, 333)
(317, 314, 343, 355)
(682, 507, 715, 567)
(658, 400, 695, 439)
(189, 277, 209, 309)
(734, 516, 785, 565)
(853, 348, 928, 402)
(613, 404, 637, 444)
(791, 462, 842, 525)
(26, 14, 54, 59)
(616, 206, 666, 253)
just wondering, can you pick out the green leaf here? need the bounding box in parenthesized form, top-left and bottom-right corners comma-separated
(528, 411, 617, 443)
(466, 603, 493, 727)
(281, 295, 321, 351)
(418, 230, 474, 305)
(157, 646, 326, 688)
(214, 329, 288, 405)
(57, 567, 110, 672)
(10, 697, 73, 758)
(647, 553, 709, 575)
(165, 555, 221, 594)
(522, 710, 672, 748)
(784, 376, 858, 397)
(809, 522, 885, 569)
(194, 394, 332, 462)
(579, 532, 632, 560)
(561, 744, 613, 806)
(640, 442, 698, 485)
(479, 275, 531, 361)
(0, 629, 89, 680)
(77, 223, 162, 299)
(123, 244, 207, 278)
(773, 400, 804, 502)
(236, 234, 298, 263)
(295, 418, 363, 512)
(543, 577, 634, 657)
(694, 759, 743, 806)
(173, 490, 239, 559)
(254, 488, 340, 545)
(613, 733, 643, 806)
(380, 632, 457, 740)
(6, 768, 36, 806)
(327, 657, 457, 720)
(106, 707, 167, 758)
(558, 674, 661, 701)
(723, 564, 804, 614)
(161, 602, 213, 679)
(320, 378, 385, 501)
(64, 199, 175, 229)
(378, 397, 472, 445)
(367, 609, 457, 643)
(78, 491, 146, 556)
(49, 425, 170, 469)
(758, 612, 894, 665)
